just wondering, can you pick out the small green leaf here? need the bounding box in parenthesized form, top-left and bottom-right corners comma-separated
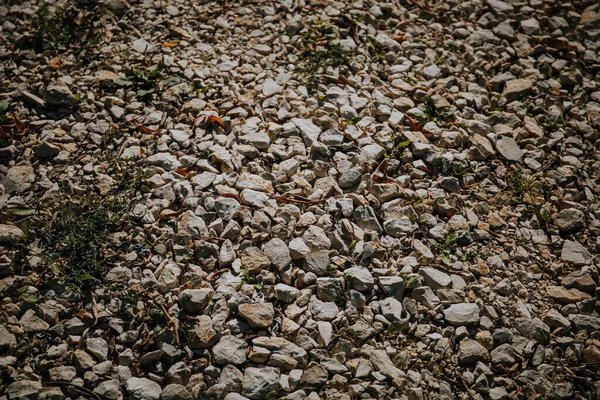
(0, 99, 9, 113)
(136, 88, 155, 98)
(7, 206, 41, 217)
(114, 78, 133, 87)
(441, 254, 452, 265)
(162, 76, 182, 87)
(397, 140, 412, 149)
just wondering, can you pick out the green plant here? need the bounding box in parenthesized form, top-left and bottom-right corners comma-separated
(21, 163, 145, 296)
(191, 81, 212, 96)
(509, 169, 540, 201)
(240, 267, 257, 285)
(0, 100, 11, 124)
(423, 96, 437, 119)
(29, 1, 108, 50)
(297, 22, 354, 87)
(115, 64, 182, 102)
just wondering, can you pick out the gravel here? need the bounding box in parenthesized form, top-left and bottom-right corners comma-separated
(1, 0, 599, 399)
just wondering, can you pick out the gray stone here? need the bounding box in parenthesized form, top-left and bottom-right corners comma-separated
(554, 209, 585, 233)
(299, 364, 328, 390)
(125, 377, 162, 400)
(502, 79, 533, 102)
(486, 0, 514, 14)
(520, 18, 541, 35)
(495, 136, 523, 161)
(353, 206, 383, 234)
(238, 303, 274, 329)
(161, 384, 192, 400)
(179, 288, 213, 314)
(5, 380, 43, 400)
(94, 379, 121, 400)
(369, 350, 403, 378)
(458, 339, 489, 365)
(44, 83, 75, 106)
(338, 169, 362, 189)
(263, 238, 292, 270)
(214, 197, 240, 220)
(344, 267, 374, 291)
(443, 303, 480, 326)
(418, 267, 452, 291)
(515, 318, 550, 344)
(262, 78, 283, 97)
(291, 118, 321, 146)
(0, 224, 25, 245)
(242, 367, 280, 400)
(490, 343, 519, 367)
(561, 240, 591, 265)
(213, 335, 247, 365)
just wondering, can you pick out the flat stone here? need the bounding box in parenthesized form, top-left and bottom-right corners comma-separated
(0, 224, 25, 245)
(262, 78, 283, 97)
(213, 335, 248, 365)
(242, 367, 280, 400)
(238, 303, 275, 329)
(125, 377, 162, 400)
(418, 266, 452, 291)
(458, 339, 489, 365)
(561, 240, 591, 265)
(547, 286, 592, 304)
(443, 303, 480, 326)
(502, 79, 533, 102)
(495, 136, 523, 161)
(369, 350, 403, 378)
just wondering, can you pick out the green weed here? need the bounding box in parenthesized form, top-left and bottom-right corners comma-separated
(29, 1, 108, 50)
(297, 22, 354, 87)
(21, 163, 146, 297)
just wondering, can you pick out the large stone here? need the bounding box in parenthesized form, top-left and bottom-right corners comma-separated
(546, 286, 591, 304)
(443, 303, 480, 326)
(187, 316, 217, 348)
(369, 350, 403, 378)
(44, 83, 75, 106)
(291, 118, 321, 146)
(19, 309, 49, 333)
(418, 267, 452, 291)
(0, 224, 25, 245)
(5, 380, 43, 400)
(344, 266, 374, 291)
(514, 318, 550, 344)
(554, 209, 585, 233)
(252, 337, 308, 368)
(458, 339, 489, 365)
(502, 79, 533, 102)
(561, 240, 591, 265)
(495, 136, 523, 161)
(213, 335, 247, 365)
(238, 303, 275, 329)
(125, 377, 162, 400)
(299, 364, 328, 390)
(179, 288, 213, 314)
(487, 0, 514, 14)
(263, 238, 292, 271)
(242, 367, 280, 400)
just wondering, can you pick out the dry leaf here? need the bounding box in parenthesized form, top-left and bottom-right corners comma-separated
(206, 115, 225, 129)
(137, 125, 160, 134)
(162, 42, 178, 47)
(169, 25, 191, 38)
(48, 57, 67, 70)
(405, 115, 422, 132)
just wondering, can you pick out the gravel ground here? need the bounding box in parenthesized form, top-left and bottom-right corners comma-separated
(1, 0, 600, 399)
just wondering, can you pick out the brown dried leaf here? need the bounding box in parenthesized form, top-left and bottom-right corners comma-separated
(206, 115, 225, 129)
(138, 125, 160, 134)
